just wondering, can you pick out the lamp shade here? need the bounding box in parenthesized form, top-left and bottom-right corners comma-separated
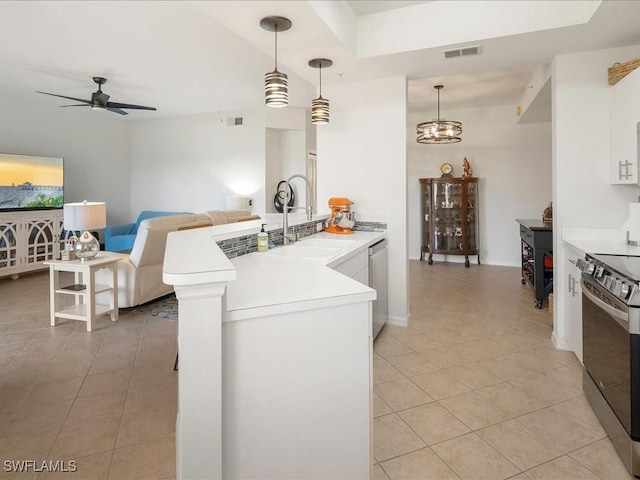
(308, 58, 333, 125)
(261, 16, 292, 108)
(416, 85, 462, 144)
(63, 201, 107, 231)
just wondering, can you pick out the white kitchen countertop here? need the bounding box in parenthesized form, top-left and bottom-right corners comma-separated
(227, 231, 384, 321)
(562, 226, 640, 256)
(164, 226, 237, 286)
(164, 227, 384, 321)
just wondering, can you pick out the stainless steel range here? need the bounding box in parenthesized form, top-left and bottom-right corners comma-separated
(577, 254, 640, 477)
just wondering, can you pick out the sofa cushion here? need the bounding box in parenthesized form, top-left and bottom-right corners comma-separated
(106, 234, 136, 253)
(135, 211, 190, 233)
(204, 209, 252, 225)
(129, 214, 208, 268)
(104, 211, 190, 252)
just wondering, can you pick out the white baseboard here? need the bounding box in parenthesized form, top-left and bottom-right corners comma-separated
(551, 332, 573, 351)
(386, 314, 409, 328)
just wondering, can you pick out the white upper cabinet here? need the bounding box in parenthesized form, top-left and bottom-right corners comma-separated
(610, 67, 640, 184)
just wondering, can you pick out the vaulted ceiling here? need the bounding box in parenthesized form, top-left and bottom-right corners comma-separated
(0, 1, 638, 119)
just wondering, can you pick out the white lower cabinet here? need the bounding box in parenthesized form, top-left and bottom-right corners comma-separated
(222, 301, 372, 479)
(0, 210, 63, 279)
(564, 249, 583, 362)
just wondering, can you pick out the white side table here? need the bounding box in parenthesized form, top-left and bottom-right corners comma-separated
(44, 254, 119, 332)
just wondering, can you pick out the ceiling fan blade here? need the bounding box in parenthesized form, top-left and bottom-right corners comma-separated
(60, 104, 91, 107)
(106, 101, 157, 111)
(36, 91, 92, 105)
(106, 107, 129, 115)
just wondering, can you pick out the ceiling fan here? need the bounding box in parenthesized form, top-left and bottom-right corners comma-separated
(36, 76, 156, 115)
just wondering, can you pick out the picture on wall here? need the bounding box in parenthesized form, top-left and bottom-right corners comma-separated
(0, 153, 64, 211)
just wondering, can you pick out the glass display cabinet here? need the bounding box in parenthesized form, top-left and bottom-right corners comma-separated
(419, 177, 480, 267)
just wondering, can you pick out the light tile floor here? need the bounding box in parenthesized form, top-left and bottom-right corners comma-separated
(0, 260, 633, 479)
(0, 271, 177, 479)
(372, 260, 632, 480)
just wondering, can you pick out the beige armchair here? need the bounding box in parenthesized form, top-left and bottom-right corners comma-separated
(97, 210, 254, 308)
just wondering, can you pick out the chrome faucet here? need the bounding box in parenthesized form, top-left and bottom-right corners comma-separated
(283, 173, 313, 245)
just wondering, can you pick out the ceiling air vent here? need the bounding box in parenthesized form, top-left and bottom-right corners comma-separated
(442, 45, 482, 59)
(226, 117, 243, 126)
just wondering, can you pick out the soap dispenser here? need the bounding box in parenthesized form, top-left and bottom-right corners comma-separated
(257, 224, 269, 252)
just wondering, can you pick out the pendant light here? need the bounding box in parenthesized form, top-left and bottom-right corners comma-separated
(416, 85, 462, 144)
(260, 16, 292, 108)
(308, 58, 333, 124)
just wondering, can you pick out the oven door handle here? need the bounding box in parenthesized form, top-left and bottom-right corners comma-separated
(580, 279, 630, 332)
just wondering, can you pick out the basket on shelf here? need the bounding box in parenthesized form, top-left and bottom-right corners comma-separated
(608, 58, 640, 86)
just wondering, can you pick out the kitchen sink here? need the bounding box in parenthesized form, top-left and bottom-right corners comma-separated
(259, 245, 343, 259)
(296, 238, 359, 249)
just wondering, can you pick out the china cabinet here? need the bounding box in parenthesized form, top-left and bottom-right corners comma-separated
(419, 177, 479, 267)
(0, 210, 63, 279)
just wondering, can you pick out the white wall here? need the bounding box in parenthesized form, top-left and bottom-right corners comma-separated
(265, 129, 281, 213)
(408, 104, 552, 266)
(318, 76, 408, 325)
(265, 128, 308, 213)
(130, 110, 266, 218)
(280, 130, 307, 207)
(264, 107, 314, 214)
(553, 44, 640, 353)
(0, 93, 131, 224)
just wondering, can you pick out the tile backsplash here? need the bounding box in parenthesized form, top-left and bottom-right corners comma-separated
(216, 219, 387, 259)
(353, 221, 388, 232)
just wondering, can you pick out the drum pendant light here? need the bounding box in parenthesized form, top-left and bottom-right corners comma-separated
(260, 16, 292, 108)
(308, 58, 333, 124)
(416, 85, 462, 144)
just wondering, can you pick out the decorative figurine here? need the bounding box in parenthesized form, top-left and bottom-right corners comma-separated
(543, 202, 553, 223)
(462, 157, 473, 178)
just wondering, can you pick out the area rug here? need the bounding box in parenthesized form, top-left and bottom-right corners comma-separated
(127, 293, 178, 319)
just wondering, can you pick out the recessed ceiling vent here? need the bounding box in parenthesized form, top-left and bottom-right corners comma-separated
(226, 117, 243, 126)
(442, 45, 482, 59)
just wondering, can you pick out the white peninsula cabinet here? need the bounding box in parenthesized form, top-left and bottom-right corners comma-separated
(610, 66, 640, 184)
(163, 225, 379, 480)
(223, 259, 372, 479)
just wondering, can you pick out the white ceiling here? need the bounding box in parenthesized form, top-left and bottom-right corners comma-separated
(347, 1, 432, 16)
(0, 1, 638, 120)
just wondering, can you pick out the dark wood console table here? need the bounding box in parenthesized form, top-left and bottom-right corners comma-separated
(517, 219, 553, 309)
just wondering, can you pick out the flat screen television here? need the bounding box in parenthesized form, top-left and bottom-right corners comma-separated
(0, 153, 64, 211)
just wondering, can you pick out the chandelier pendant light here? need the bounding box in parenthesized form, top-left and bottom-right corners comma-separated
(308, 58, 333, 124)
(260, 16, 292, 108)
(416, 85, 462, 144)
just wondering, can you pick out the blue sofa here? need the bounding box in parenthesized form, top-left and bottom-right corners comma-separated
(104, 210, 190, 252)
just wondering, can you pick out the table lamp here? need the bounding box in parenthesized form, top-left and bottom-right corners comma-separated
(63, 201, 107, 261)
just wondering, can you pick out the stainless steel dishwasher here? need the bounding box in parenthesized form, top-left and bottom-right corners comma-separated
(369, 239, 388, 339)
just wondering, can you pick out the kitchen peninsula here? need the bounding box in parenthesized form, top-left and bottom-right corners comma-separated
(163, 220, 383, 479)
